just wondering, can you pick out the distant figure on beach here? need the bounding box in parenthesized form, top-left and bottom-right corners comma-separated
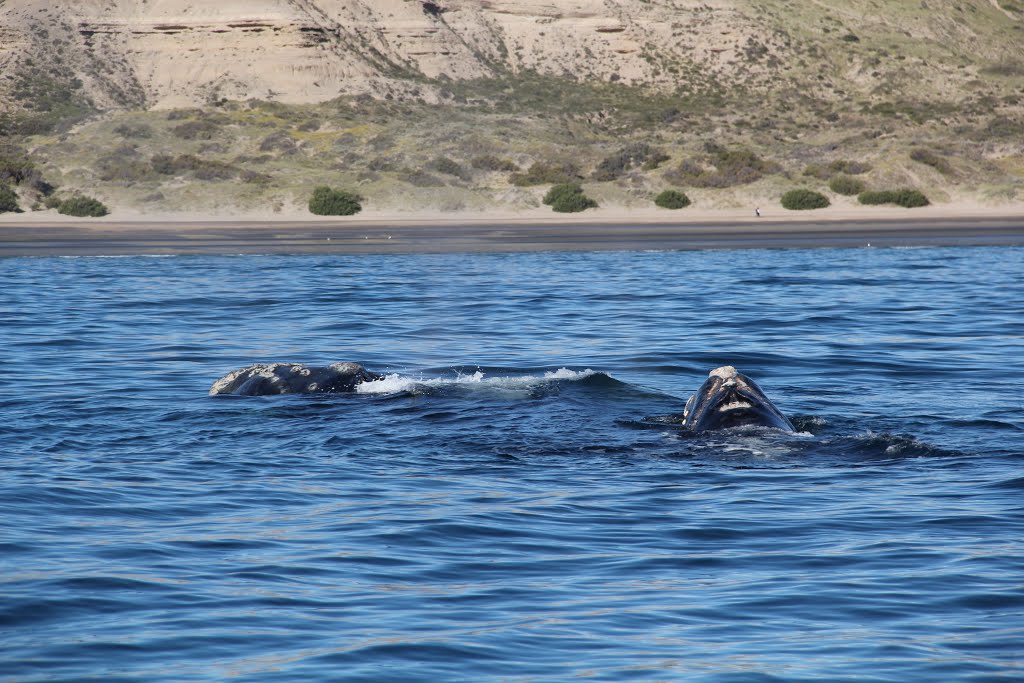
(755, 207, 761, 217)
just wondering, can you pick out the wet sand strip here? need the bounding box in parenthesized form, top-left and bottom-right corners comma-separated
(1, 217, 1022, 257)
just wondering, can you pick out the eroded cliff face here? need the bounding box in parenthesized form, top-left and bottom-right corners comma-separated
(1, 0, 794, 110)
(0, 0, 1018, 116)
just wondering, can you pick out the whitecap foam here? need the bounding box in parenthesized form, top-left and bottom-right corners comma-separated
(355, 373, 418, 394)
(355, 368, 601, 395)
(543, 368, 597, 381)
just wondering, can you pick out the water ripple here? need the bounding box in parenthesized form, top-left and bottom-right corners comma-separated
(1, 246, 1022, 682)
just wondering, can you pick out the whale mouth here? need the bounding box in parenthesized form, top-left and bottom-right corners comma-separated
(718, 399, 753, 412)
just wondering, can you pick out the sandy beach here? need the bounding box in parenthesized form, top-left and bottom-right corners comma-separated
(1, 204, 1022, 256)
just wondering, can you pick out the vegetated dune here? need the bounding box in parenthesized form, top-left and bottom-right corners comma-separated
(1, 0, 1021, 217)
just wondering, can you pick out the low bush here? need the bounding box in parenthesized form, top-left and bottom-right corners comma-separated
(473, 154, 520, 172)
(985, 115, 1024, 139)
(830, 159, 871, 175)
(511, 161, 581, 187)
(654, 189, 691, 209)
(308, 186, 362, 216)
(893, 189, 930, 207)
(399, 170, 444, 187)
(781, 189, 830, 210)
(0, 144, 36, 184)
(543, 183, 579, 206)
(909, 148, 952, 174)
(96, 146, 153, 183)
(829, 175, 866, 196)
(543, 183, 597, 213)
(802, 164, 832, 180)
(171, 120, 220, 141)
(471, 155, 517, 172)
(804, 159, 871, 180)
(113, 123, 153, 139)
(593, 142, 669, 181)
(857, 190, 894, 205)
(260, 131, 298, 155)
(151, 154, 238, 180)
(58, 195, 109, 217)
(666, 148, 781, 188)
(428, 156, 468, 179)
(0, 184, 20, 213)
(857, 189, 930, 208)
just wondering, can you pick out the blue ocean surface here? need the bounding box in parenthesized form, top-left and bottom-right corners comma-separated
(1, 245, 1022, 682)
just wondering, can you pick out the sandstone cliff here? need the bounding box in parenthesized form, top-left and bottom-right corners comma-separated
(2, 0, 1019, 114)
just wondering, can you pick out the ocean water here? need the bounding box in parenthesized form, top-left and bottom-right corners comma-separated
(1, 245, 1022, 682)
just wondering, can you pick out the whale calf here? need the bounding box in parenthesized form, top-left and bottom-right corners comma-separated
(210, 362, 382, 396)
(683, 366, 795, 432)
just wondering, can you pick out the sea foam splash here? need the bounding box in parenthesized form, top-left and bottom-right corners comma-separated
(356, 368, 599, 395)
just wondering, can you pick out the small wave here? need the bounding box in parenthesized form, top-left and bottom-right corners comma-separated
(829, 430, 963, 460)
(356, 368, 601, 396)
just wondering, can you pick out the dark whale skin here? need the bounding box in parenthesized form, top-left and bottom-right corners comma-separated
(210, 362, 383, 396)
(683, 366, 795, 432)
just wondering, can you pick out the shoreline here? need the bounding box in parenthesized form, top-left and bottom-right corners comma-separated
(1, 207, 1022, 256)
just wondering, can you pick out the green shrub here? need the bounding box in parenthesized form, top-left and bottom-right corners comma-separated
(893, 189, 930, 207)
(511, 161, 581, 187)
(829, 175, 866, 196)
(308, 186, 362, 216)
(542, 183, 581, 206)
(654, 189, 691, 209)
(58, 195, 109, 217)
(858, 190, 895, 205)
(0, 184, 20, 213)
(543, 183, 597, 213)
(0, 144, 36, 185)
(857, 189, 930, 207)
(781, 189, 830, 210)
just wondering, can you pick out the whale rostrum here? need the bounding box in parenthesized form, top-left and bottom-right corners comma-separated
(682, 366, 795, 432)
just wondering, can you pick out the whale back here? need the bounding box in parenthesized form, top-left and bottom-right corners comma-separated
(210, 362, 382, 396)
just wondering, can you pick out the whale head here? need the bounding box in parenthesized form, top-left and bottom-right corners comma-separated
(682, 366, 795, 432)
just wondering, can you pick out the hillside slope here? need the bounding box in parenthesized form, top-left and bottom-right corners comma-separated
(2, 0, 1021, 113)
(1, 0, 1022, 215)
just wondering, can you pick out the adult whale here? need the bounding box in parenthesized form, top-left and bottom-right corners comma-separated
(682, 366, 795, 432)
(210, 362, 383, 396)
